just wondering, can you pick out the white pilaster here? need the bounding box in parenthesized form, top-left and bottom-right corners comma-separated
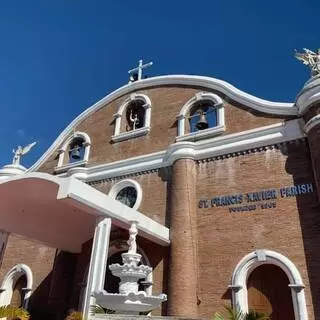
(82, 217, 111, 318)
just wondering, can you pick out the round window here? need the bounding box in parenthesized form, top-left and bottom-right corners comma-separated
(115, 186, 137, 208)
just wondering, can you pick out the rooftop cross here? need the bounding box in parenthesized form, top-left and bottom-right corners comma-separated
(128, 59, 153, 83)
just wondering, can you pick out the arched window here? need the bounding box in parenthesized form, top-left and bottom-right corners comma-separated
(177, 92, 225, 142)
(230, 250, 307, 320)
(108, 179, 142, 210)
(0, 264, 33, 309)
(55, 131, 91, 173)
(112, 93, 152, 143)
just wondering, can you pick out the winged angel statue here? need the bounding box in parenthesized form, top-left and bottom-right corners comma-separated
(295, 48, 320, 76)
(12, 142, 37, 166)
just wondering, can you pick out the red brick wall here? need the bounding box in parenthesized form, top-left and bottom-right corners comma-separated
(196, 140, 320, 318)
(38, 85, 286, 173)
(91, 169, 169, 226)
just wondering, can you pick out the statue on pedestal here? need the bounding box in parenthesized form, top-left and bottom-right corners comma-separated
(295, 48, 320, 77)
(129, 109, 140, 131)
(12, 142, 37, 166)
(127, 221, 138, 254)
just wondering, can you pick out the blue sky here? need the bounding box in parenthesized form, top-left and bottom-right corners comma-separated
(0, 0, 318, 167)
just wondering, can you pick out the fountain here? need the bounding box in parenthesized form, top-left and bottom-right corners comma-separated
(92, 221, 167, 314)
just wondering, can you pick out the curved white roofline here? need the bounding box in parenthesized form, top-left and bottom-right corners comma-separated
(0, 171, 63, 185)
(28, 75, 297, 172)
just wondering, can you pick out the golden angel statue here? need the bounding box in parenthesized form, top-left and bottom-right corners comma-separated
(295, 48, 320, 76)
(12, 142, 37, 166)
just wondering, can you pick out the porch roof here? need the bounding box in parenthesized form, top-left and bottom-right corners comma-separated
(0, 173, 170, 253)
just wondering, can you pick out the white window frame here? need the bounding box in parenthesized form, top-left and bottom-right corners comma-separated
(176, 92, 225, 142)
(54, 131, 91, 173)
(0, 264, 33, 309)
(230, 250, 308, 320)
(111, 93, 152, 143)
(108, 179, 142, 210)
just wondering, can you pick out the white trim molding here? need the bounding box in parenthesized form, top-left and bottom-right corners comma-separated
(176, 92, 225, 142)
(0, 264, 33, 309)
(304, 114, 320, 133)
(63, 119, 304, 182)
(54, 131, 91, 173)
(296, 75, 320, 115)
(230, 250, 307, 320)
(111, 93, 152, 143)
(108, 179, 143, 210)
(28, 75, 296, 172)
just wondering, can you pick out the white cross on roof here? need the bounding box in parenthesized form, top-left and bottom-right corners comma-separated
(128, 59, 153, 83)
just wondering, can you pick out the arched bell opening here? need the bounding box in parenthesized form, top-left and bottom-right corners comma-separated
(68, 137, 86, 164)
(188, 102, 217, 133)
(125, 100, 146, 131)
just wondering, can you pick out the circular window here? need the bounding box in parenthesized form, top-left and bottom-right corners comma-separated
(115, 186, 138, 208)
(109, 179, 142, 210)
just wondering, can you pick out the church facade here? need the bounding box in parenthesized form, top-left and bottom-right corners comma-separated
(0, 57, 320, 320)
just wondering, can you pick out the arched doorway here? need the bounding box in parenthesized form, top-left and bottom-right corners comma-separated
(231, 250, 308, 320)
(0, 264, 33, 309)
(247, 264, 294, 319)
(10, 275, 27, 308)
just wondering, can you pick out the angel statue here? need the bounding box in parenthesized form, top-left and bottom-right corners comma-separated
(295, 48, 320, 76)
(12, 142, 37, 166)
(127, 221, 138, 254)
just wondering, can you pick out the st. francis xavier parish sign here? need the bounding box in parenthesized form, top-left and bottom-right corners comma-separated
(198, 183, 314, 213)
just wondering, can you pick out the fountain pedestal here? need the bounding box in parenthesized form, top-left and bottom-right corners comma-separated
(92, 222, 167, 314)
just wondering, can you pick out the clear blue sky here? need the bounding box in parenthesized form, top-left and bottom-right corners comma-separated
(0, 0, 318, 167)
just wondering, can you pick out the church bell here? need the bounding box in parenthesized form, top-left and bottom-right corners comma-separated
(70, 145, 81, 160)
(196, 111, 208, 130)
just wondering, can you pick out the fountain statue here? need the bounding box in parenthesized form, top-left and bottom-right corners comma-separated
(92, 221, 167, 314)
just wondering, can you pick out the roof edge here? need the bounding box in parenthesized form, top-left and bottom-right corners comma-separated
(28, 74, 297, 172)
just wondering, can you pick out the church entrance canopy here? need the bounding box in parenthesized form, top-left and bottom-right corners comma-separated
(0, 173, 170, 253)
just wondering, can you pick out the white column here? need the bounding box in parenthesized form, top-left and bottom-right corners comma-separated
(82, 217, 111, 319)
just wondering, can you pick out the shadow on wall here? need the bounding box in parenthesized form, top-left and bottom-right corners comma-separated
(284, 139, 320, 319)
(28, 251, 77, 320)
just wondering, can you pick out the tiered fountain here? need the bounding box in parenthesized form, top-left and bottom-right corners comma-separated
(93, 221, 167, 314)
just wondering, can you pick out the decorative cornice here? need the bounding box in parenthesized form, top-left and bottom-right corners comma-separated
(59, 120, 304, 183)
(28, 75, 297, 172)
(196, 138, 306, 163)
(87, 168, 161, 185)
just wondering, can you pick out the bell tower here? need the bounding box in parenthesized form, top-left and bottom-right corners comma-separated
(296, 48, 320, 200)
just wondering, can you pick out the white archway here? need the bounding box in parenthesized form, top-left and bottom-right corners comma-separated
(230, 250, 307, 320)
(176, 91, 225, 141)
(111, 93, 152, 142)
(55, 131, 91, 172)
(0, 264, 33, 309)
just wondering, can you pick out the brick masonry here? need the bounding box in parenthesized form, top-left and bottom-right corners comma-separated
(1, 83, 319, 319)
(38, 85, 287, 172)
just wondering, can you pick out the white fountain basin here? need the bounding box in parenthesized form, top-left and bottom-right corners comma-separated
(93, 290, 167, 314)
